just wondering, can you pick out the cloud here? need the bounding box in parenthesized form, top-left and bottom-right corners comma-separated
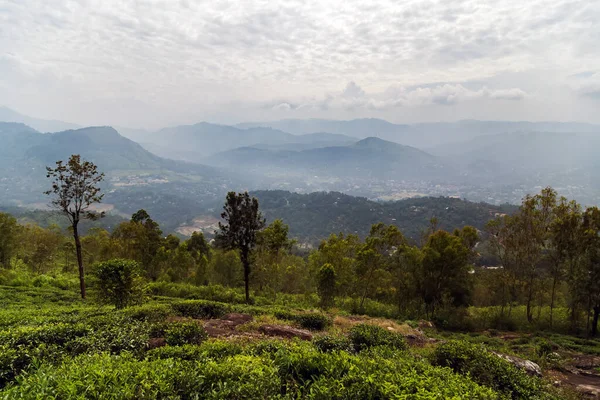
(281, 82, 528, 112)
(0, 0, 598, 126)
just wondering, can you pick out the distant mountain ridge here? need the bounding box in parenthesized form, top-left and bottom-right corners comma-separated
(0, 106, 81, 133)
(203, 136, 446, 181)
(142, 122, 357, 160)
(236, 118, 600, 148)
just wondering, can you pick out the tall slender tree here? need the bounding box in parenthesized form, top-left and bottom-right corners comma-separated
(45, 154, 104, 299)
(215, 192, 265, 303)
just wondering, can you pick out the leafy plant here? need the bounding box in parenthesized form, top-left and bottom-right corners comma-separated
(348, 323, 407, 352)
(164, 321, 208, 346)
(172, 300, 230, 319)
(431, 340, 541, 398)
(92, 259, 146, 309)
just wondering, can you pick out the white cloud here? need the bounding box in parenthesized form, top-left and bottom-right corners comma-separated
(0, 0, 598, 126)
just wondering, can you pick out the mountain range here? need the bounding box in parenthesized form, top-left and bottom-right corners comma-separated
(202, 136, 447, 181)
(1, 106, 600, 223)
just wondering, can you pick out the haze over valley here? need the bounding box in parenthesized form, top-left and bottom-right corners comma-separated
(1, 106, 599, 242)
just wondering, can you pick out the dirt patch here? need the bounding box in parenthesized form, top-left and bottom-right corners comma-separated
(176, 215, 220, 237)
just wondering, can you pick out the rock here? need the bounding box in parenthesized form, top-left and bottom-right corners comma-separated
(258, 324, 313, 340)
(576, 384, 600, 397)
(573, 355, 600, 370)
(492, 352, 542, 377)
(221, 313, 253, 326)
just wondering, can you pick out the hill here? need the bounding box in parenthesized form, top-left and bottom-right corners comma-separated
(176, 190, 514, 244)
(140, 123, 355, 161)
(237, 118, 600, 148)
(0, 123, 236, 210)
(203, 137, 447, 181)
(0, 106, 81, 133)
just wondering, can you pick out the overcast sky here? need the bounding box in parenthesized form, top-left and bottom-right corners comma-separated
(1, 0, 599, 129)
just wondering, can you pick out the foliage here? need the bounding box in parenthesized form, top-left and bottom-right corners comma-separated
(164, 321, 208, 346)
(215, 191, 266, 303)
(92, 259, 145, 309)
(317, 263, 336, 308)
(348, 323, 407, 352)
(171, 299, 231, 319)
(313, 334, 352, 353)
(45, 154, 105, 299)
(432, 340, 541, 398)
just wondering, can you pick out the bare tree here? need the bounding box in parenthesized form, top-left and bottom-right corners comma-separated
(45, 154, 104, 299)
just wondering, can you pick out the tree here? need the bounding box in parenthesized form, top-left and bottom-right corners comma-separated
(257, 219, 295, 256)
(578, 206, 600, 336)
(112, 210, 163, 280)
(0, 212, 19, 267)
(186, 231, 211, 262)
(214, 192, 265, 303)
(92, 259, 145, 309)
(317, 263, 336, 308)
(356, 223, 404, 309)
(419, 230, 473, 318)
(548, 198, 582, 328)
(45, 155, 104, 299)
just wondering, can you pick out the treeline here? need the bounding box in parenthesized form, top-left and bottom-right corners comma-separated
(1, 153, 599, 336)
(486, 188, 600, 335)
(1, 186, 599, 335)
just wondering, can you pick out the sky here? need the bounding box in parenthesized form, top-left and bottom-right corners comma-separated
(1, 0, 599, 129)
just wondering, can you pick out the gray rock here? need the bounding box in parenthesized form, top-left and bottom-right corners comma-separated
(492, 352, 542, 377)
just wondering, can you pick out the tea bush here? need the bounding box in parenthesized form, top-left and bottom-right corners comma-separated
(348, 323, 407, 352)
(171, 299, 230, 319)
(272, 310, 332, 331)
(431, 340, 541, 398)
(164, 321, 208, 346)
(313, 334, 352, 353)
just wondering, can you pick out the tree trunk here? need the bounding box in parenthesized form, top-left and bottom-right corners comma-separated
(550, 276, 558, 328)
(526, 276, 534, 323)
(592, 306, 600, 337)
(73, 221, 85, 299)
(241, 248, 250, 304)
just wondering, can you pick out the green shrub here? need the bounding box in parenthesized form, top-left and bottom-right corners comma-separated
(164, 322, 208, 346)
(199, 339, 244, 359)
(307, 351, 497, 399)
(71, 319, 150, 356)
(3, 353, 282, 399)
(146, 344, 205, 361)
(536, 339, 553, 357)
(1, 323, 91, 347)
(273, 309, 297, 321)
(296, 313, 331, 331)
(313, 334, 352, 353)
(124, 304, 171, 322)
(272, 310, 331, 331)
(348, 324, 407, 352)
(92, 259, 146, 309)
(431, 340, 540, 398)
(172, 300, 230, 319)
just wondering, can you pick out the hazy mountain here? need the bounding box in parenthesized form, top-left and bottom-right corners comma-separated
(0, 106, 81, 133)
(0, 123, 233, 207)
(237, 118, 600, 148)
(140, 122, 355, 160)
(204, 136, 447, 180)
(429, 131, 600, 169)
